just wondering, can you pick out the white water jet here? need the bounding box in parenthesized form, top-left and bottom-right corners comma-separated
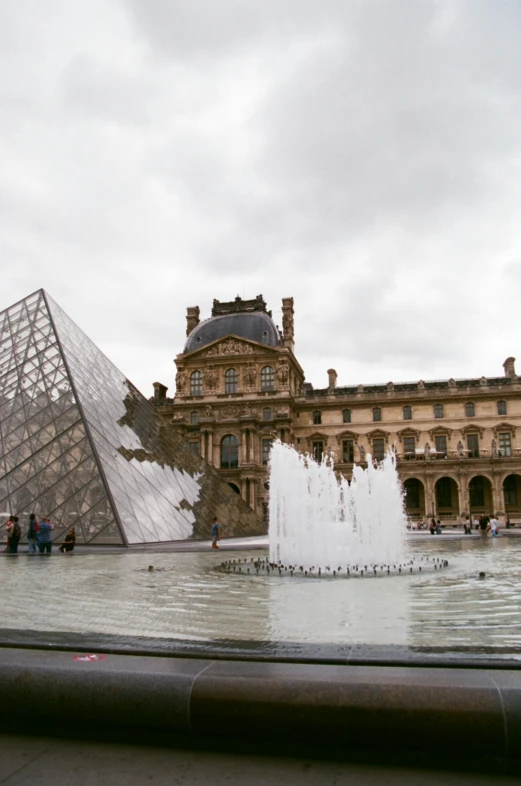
(268, 441, 408, 568)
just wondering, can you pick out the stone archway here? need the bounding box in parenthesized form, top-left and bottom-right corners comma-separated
(227, 482, 241, 495)
(468, 474, 493, 517)
(403, 477, 425, 520)
(502, 474, 521, 520)
(434, 476, 459, 519)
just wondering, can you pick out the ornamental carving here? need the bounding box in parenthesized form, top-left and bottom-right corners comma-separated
(244, 363, 257, 389)
(219, 404, 241, 419)
(175, 371, 186, 394)
(204, 366, 218, 392)
(205, 339, 255, 357)
(277, 361, 289, 388)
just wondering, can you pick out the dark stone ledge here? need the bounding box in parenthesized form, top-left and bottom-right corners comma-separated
(0, 647, 520, 758)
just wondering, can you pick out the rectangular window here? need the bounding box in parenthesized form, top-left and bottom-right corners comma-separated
(403, 436, 415, 455)
(262, 439, 273, 465)
(187, 441, 200, 455)
(434, 404, 443, 418)
(342, 439, 354, 463)
(312, 441, 324, 461)
(372, 438, 385, 461)
(499, 432, 512, 457)
(313, 411, 322, 425)
(435, 435, 447, 457)
(466, 433, 479, 458)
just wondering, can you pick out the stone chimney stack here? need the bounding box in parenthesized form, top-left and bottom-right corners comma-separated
(153, 382, 168, 401)
(503, 357, 516, 378)
(281, 297, 294, 352)
(186, 306, 200, 337)
(327, 369, 337, 390)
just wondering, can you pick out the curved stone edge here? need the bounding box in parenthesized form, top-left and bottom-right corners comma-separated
(0, 648, 520, 758)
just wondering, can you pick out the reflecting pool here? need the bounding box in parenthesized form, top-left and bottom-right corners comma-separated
(1, 537, 520, 653)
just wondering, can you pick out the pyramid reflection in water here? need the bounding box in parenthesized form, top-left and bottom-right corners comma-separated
(0, 290, 263, 545)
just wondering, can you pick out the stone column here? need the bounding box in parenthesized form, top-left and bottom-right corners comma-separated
(241, 477, 247, 502)
(200, 430, 206, 460)
(249, 477, 256, 511)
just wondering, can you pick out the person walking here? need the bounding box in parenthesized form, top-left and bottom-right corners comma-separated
(8, 517, 21, 553)
(27, 513, 39, 554)
(59, 527, 76, 553)
(479, 515, 490, 539)
(37, 516, 54, 554)
(211, 517, 221, 549)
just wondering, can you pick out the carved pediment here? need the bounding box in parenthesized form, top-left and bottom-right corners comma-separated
(366, 429, 390, 443)
(396, 428, 421, 442)
(185, 335, 279, 359)
(460, 424, 484, 437)
(428, 425, 452, 439)
(493, 422, 517, 436)
(307, 431, 329, 443)
(335, 430, 359, 445)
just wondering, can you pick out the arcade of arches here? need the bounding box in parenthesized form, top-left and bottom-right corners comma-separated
(403, 473, 521, 520)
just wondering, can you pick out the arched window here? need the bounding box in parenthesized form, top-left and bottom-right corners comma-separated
(434, 404, 443, 419)
(403, 405, 412, 421)
(497, 400, 507, 416)
(190, 411, 199, 425)
(263, 407, 272, 421)
(190, 370, 203, 396)
(220, 435, 239, 469)
(261, 366, 275, 391)
(372, 407, 381, 422)
(225, 368, 238, 394)
(342, 409, 351, 423)
(465, 402, 475, 417)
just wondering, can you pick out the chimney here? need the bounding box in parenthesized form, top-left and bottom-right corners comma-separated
(327, 369, 337, 389)
(153, 382, 168, 402)
(186, 305, 200, 337)
(503, 357, 516, 378)
(281, 297, 294, 352)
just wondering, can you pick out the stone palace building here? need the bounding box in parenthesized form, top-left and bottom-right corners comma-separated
(152, 295, 521, 526)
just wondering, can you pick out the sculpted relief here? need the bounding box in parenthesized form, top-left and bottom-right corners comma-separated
(205, 338, 255, 357)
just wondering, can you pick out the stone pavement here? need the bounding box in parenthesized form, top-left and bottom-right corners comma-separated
(0, 734, 520, 786)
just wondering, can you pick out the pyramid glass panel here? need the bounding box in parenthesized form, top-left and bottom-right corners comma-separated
(0, 290, 263, 545)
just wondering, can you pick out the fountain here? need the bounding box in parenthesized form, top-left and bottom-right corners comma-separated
(218, 441, 447, 577)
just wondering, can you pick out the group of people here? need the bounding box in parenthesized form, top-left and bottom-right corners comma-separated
(414, 516, 501, 537)
(3, 514, 76, 554)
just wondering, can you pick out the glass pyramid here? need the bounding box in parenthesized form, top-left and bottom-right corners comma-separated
(0, 290, 263, 545)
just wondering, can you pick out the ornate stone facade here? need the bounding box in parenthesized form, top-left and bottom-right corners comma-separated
(153, 295, 521, 526)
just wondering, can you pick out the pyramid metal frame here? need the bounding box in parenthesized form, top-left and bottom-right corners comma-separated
(0, 290, 263, 545)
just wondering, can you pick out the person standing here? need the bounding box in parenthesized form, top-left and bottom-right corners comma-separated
(37, 516, 54, 554)
(211, 517, 221, 550)
(4, 516, 14, 552)
(490, 517, 499, 537)
(27, 513, 39, 554)
(479, 515, 490, 539)
(8, 517, 21, 553)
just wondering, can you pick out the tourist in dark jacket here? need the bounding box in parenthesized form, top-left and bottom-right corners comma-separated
(59, 527, 76, 553)
(8, 517, 21, 553)
(27, 513, 38, 554)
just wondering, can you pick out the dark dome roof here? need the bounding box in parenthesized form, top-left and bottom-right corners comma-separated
(184, 312, 282, 354)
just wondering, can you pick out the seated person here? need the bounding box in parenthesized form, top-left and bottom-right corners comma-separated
(59, 527, 76, 553)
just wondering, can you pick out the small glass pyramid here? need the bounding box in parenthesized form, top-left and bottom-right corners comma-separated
(0, 290, 263, 545)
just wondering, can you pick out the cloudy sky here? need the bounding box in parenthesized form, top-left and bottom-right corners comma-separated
(2, 0, 521, 395)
